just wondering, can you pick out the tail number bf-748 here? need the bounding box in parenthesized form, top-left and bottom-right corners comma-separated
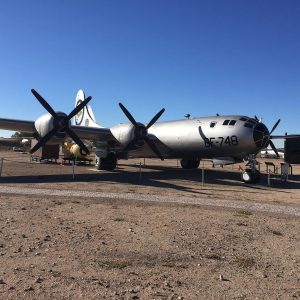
(204, 136, 238, 148)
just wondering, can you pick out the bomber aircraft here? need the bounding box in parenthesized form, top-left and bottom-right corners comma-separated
(0, 89, 298, 183)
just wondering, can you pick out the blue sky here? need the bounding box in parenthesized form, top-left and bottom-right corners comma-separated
(0, 0, 300, 140)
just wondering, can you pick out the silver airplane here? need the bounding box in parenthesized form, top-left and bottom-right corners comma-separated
(0, 89, 298, 183)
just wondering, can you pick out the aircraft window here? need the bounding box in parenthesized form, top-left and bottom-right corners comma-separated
(247, 119, 256, 125)
(240, 117, 248, 121)
(244, 123, 253, 128)
(223, 120, 230, 125)
(229, 120, 236, 126)
(210, 121, 217, 128)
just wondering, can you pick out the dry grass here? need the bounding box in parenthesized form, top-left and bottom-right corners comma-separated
(232, 256, 255, 268)
(235, 210, 253, 217)
(270, 229, 283, 236)
(96, 259, 131, 270)
(205, 254, 222, 260)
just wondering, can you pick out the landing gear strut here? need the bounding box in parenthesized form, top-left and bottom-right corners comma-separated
(242, 156, 261, 184)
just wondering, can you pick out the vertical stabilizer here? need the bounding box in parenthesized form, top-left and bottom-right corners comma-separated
(74, 90, 102, 128)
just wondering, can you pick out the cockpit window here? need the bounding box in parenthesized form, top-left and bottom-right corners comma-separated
(240, 117, 248, 121)
(223, 120, 230, 125)
(210, 121, 217, 128)
(244, 123, 254, 128)
(229, 120, 236, 126)
(247, 119, 257, 125)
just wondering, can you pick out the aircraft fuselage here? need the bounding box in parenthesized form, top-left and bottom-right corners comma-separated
(124, 115, 269, 160)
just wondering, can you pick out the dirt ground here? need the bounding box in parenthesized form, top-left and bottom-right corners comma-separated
(0, 150, 299, 299)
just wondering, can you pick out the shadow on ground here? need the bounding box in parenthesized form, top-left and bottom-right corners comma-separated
(1, 163, 299, 193)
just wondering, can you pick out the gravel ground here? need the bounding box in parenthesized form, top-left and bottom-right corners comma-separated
(1, 185, 300, 217)
(0, 151, 299, 299)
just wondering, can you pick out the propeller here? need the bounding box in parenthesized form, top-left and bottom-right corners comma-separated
(269, 119, 280, 135)
(119, 103, 165, 160)
(268, 119, 281, 158)
(30, 89, 92, 155)
(254, 115, 262, 123)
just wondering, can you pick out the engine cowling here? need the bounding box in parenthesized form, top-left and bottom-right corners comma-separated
(34, 113, 69, 143)
(110, 123, 135, 147)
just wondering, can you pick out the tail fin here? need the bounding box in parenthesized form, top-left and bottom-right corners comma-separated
(74, 90, 102, 128)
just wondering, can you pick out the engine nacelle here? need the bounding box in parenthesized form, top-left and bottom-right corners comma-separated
(34, 113, 69, 143)
(110, 123, 135, 147)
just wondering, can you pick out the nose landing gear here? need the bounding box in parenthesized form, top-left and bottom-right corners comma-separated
(242, 156, 261, 184)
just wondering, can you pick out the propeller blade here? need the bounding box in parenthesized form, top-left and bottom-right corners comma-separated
(254, 115, 259, 121)
(31, 89, 57, 118)
(144, 136, 164, 160)
(119, 103, 138, 126)
(29, 127, 58, 154)
(146, 108, 165, 129)
(270, 119, 281, 135)
(68, 96, 92, 120)
(65, 128, 90, 155)
(269, 140, 280, 158)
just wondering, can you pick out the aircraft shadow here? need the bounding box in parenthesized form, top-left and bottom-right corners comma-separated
(0, 164, 299, 192)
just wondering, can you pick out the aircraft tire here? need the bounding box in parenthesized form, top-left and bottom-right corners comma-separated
(99, 153, 117, 170)
(242, 169, 261, 184)
(180, 158, 200, 169)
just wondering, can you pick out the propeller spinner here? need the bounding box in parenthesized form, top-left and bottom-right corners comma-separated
(30, 89, 92, 155)
(119, 103, 165, 160)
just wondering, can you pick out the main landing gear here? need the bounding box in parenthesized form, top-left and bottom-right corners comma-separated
(95, 152, 117, 170)
(180, 158, 200, 169)
(242, 156, 261, 184)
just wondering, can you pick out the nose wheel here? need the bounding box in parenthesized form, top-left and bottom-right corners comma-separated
(242, 169, 261, 184)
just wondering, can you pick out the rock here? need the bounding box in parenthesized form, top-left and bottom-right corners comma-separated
(24, 286, 34, 292)
(261, 272, 267, 278)
(35, 277, 44, 283)
(0, 279, 6, 284)
(219, 274, 224, 281)
(44, 235, 51, 241)
(176, 280, 182, 286)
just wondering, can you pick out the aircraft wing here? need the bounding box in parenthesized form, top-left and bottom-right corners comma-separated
(0, 118, 118, 144)
(0, 118, 36, 134)
(271, 134, 300, 139)
(70, 125, 118, 143)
